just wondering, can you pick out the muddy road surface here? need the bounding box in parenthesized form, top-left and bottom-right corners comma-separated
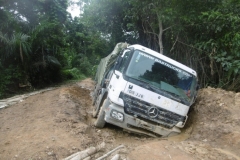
(0, 78, 239, 160)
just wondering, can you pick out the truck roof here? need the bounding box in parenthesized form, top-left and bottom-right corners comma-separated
(128, 44, 197, 77)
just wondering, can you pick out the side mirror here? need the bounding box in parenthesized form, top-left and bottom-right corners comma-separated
(112, 48, 132, 79)
(113, 64, 119, 79)
(114, 71, 120, 79)
(113, 56, 123, 79)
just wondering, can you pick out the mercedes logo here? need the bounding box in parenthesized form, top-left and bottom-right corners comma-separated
(148, 107, 158, 118)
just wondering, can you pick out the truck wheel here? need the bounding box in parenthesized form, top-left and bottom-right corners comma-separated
(94, 99, 108, 128)
(92, 85, 101, 105)
(92, 94, 101, 118)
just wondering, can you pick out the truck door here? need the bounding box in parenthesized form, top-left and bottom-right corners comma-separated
(108, 49, 132, 106)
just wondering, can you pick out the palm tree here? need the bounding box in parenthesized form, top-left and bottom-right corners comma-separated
(0, 31, 31, 63)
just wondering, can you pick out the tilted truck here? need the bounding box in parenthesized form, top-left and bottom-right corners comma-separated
(92, 43, 198, 137)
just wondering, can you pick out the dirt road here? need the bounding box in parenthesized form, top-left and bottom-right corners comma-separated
(0, 78, 239, 160)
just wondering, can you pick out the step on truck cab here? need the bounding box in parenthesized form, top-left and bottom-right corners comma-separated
(92, 43, 198, 137)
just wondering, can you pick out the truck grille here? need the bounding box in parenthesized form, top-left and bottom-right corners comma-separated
(120, 92, 185, 128)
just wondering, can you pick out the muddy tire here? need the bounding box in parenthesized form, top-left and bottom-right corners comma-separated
(94, 99, 108, 128)
(92, 85, 101, 105)
(92, 94, 101, 118)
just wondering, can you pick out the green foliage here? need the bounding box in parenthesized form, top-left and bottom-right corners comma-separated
(61, 68, 86, 81)
(82, 0, 130, 45)
(0, 64, 23, 99)
(1, 0, 240, 95)
(194, 0, 240, 90)
(28, 52, 63, 87)
(78, 56, 92, 75)
(81, 0, 240, 91)
(0, 31, 31, 62)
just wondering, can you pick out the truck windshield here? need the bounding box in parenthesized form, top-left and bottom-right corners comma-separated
(125, 50, 197, 105)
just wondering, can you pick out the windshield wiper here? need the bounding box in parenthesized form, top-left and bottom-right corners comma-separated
(156, 89, 180, 101)
(164, 90, 190, 105)
(129, 77, 155, 91)
(128, 77, 189, 105)
(129, 77, 174, 98)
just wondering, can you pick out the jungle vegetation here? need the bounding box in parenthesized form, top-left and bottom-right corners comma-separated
(0, 0, 240, 98)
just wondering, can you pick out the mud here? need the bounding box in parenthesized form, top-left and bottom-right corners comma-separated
(0, 79, 239, 160)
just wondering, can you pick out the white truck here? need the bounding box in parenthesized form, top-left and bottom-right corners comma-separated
(92, 43, 198, 137)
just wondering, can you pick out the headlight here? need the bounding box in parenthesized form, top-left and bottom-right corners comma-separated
(111, 110, 124, 122)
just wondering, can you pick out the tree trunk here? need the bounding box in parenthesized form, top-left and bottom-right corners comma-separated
(64, 142, 105, 160)
(158, 19, 163, 54)
(95, 145, 124, 160)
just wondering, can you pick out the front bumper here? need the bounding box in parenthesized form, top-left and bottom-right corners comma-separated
(103, 102, 181, 137)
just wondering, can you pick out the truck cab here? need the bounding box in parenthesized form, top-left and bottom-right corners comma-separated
(92, 43, 198, 137)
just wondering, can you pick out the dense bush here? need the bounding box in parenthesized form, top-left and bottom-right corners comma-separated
(0, 65, 23, 98)
(1, 0, 240, 98)
(61, 68, 86, 81)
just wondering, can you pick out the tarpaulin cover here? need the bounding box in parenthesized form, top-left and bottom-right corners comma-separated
(95, 42, 128, 84)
